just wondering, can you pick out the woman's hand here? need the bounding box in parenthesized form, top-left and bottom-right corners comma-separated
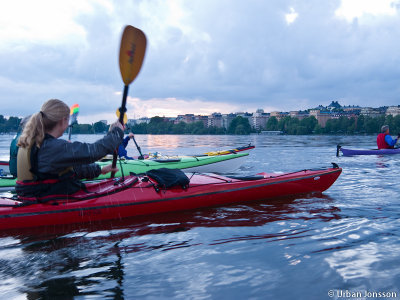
(101, 164, 119, 175)
(128, 132, 134, 139)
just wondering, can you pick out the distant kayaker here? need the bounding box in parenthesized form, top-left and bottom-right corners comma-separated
(9, 115, 31, 177)
(377, 125, 399, 149)
(15, 99, 124, 198)
(118, 132, 135, 159)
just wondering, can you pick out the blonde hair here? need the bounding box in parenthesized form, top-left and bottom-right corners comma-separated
(18, 99, 70, 148)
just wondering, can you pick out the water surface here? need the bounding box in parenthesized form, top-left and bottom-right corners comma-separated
(0, 134, 399, 299)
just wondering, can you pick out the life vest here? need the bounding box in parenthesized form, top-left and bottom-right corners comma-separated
(16, 142, 84, 201)
(377, 133, 392, 149)
(16, 144, 35, 181)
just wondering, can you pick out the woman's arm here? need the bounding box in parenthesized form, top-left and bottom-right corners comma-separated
(38, 127, 123, 174)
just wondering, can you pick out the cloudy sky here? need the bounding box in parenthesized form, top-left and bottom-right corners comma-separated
(1, 0, 400, 123)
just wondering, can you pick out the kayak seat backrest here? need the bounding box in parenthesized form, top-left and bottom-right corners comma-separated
(145, 168, 190, 191)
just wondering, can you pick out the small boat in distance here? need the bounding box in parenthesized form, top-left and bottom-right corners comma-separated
(337, 145, 400, 156)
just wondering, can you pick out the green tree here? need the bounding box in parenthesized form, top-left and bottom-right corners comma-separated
(356, 115, 365, 133)
(6, 116, 20, 132)
(364, 116, 381, 134)
(147, 116, 172, 134)
(392, 115, 400, 134)
(186, 121, 205, 134)
(300, 116, 318, 134)
(172, 122, 186, 134)
(130, 122, 148, 134)
(228, 116, 251, 134)
(314, 124, 324, 134)
(93, 121, 108, 133)
(266, 116, 278, 131)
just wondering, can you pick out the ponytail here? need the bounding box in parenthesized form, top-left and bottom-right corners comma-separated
(18, 99, 70, 148)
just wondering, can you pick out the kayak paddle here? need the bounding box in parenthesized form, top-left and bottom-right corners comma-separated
(111, 25, 147, 178)
(68, 103, 79, 141)
(132, 135, 144, 160)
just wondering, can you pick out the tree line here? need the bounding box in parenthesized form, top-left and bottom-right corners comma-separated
(1, 114, 399, 135)
(0, 115, 110, 134)
(266, 114, 400, 135)
(129, 116, 252, 135)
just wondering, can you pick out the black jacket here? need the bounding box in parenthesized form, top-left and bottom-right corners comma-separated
(16, 127, 123, 199)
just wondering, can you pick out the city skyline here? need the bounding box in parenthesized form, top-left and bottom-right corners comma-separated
(127, 102, 400, 131)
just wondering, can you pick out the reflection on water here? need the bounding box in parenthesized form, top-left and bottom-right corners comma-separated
(1, 134, 400, 298)
(146, 135, 181, 150)
(0, 194, 341, 298)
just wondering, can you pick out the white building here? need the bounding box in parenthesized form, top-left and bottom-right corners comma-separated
(360, 107, 382, 118)
(208, 113, 223, 128)
(251, 109, 269, 130)
(386, 106, 400, 117)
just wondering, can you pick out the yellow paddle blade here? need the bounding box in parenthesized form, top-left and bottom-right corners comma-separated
(119, 25, 147, 85)
(116, 109, 128, 124)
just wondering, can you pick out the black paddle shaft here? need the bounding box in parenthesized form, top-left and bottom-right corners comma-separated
(111, 85, 129, 177)
(132, 136, 144, 159)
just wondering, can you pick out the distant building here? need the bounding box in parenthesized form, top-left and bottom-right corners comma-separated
(386, 106, 400, 117)
(270, 111, 283, 120)
(309, 109, 331, 127)
(289, 111, 309, 120)
(194, 115, 209, 128)
(251, 109, 269, 130)
(208, 113, 223, 128)
(331, 111, 358, 120)
(342, 105, 361, 114)
(327, 101, 341, 110)
(222, 113, 236, 129)
(135, 117, 151, 124)
(127, 119, 136, 127)
(360, 107, 382, 118)
(174, 114, 195, 124)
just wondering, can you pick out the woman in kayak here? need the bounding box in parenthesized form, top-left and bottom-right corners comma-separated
(377, 125, 399, 149)
(16, 99, 124, 198)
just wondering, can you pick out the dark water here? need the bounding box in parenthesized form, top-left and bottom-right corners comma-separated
(0, 134, 399, 299)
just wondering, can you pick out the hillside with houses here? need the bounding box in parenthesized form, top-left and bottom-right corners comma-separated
(2, 102, 400, 135)
(127, 101, 400, 135)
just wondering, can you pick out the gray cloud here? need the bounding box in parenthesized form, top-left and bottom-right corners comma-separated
(1, 0, 400, 120)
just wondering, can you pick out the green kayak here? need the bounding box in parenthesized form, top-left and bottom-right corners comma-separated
(0, 152, 248, 191)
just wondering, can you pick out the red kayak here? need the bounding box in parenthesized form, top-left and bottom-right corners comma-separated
(0, 165, 341, 230)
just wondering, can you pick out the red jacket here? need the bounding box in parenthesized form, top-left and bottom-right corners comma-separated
(377, 133, 391, 149)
